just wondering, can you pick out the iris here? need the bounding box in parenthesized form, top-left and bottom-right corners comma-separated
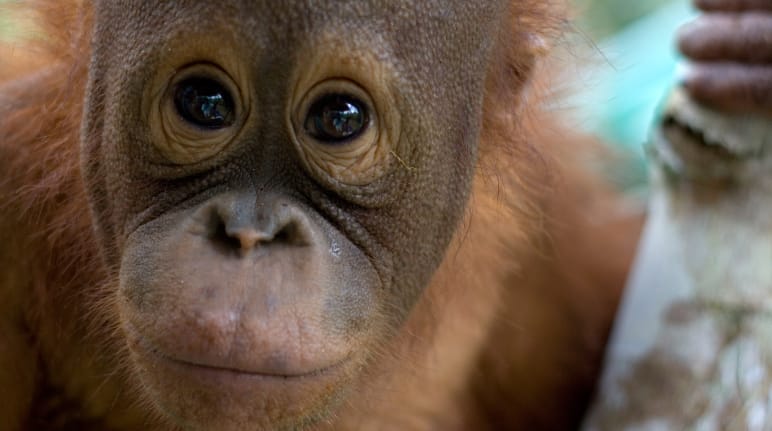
(305, 94, 368, 144)
(174, 78, 235, 129)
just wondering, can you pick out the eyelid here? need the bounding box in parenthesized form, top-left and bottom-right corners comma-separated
(289, 78, 387, 185)
(148, 63, 248, 165)
(285, 41, 402, 188)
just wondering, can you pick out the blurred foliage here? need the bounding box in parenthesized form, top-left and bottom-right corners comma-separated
(0, 1, 10, 41)
(569, 0, 690, 193)
(576, 0, 678, 39)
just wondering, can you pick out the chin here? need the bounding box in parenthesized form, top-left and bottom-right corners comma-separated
(127, 335, 359, 431)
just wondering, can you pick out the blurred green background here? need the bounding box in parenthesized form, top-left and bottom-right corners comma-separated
(577, 0, 682, 39)
(573, 0, 694, 191)
(575, 0, 694, 146)
(0, 0, 11, 41)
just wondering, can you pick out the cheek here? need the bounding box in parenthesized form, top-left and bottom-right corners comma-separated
(364, 102, 478, 307)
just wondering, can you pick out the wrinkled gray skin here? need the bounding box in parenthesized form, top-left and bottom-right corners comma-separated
(81, 1, 504, 429)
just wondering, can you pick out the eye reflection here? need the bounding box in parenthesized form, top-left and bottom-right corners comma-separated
(174, 77, 235, 129)
(305, 94, 368, 144)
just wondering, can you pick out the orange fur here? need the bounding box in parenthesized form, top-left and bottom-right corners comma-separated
(0, 1, 642, 429)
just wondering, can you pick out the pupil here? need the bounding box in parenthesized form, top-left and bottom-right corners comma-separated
(306, 95, 367, 143)
(174, 78, 235, 129)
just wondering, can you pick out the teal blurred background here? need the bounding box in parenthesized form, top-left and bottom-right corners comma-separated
(569, 0, 695, 191)
(575, 0, 694, 153)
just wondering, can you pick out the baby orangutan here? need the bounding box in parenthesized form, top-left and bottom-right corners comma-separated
(5, 0, 762, 429)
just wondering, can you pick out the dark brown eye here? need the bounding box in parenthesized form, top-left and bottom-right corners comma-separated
(174, 77, 235, 129)
(304, 94, 368, 143)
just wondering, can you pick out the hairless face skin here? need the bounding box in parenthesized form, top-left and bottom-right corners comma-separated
(82, 1, 506, 428)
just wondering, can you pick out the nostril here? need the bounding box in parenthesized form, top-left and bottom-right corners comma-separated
(214, 222, 276, 254)
(203, 195, 314, 255)
(272, 222, 297, 245)
(209, 215, 305, 255)
(211, 220, 245, 255)
(226, 227, 266, 251)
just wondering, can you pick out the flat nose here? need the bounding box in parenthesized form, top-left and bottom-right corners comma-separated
(207, 193, 313, 254)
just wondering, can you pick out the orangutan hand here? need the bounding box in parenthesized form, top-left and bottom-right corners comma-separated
(679, 0, 772, 116)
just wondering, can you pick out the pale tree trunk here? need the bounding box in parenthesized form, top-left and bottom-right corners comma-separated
(584, 87, 772, 431)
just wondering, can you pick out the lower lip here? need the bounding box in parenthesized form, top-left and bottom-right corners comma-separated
(149, 349, 349, 383)
(125, 324, 350, 390)
(125, 329, 354, 428)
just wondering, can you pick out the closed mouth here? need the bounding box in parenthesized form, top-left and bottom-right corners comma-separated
(125, 322, 351, 381)
(151, 349, 350, 380)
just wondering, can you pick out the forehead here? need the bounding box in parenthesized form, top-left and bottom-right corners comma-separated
(99, 0, 497, 24)
(93, 1, 504, 56)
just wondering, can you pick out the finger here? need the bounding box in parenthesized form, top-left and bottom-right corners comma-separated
(683, 63, 772, 116)
(694, 0, 772, 12)
(679, 13, 772, 63)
